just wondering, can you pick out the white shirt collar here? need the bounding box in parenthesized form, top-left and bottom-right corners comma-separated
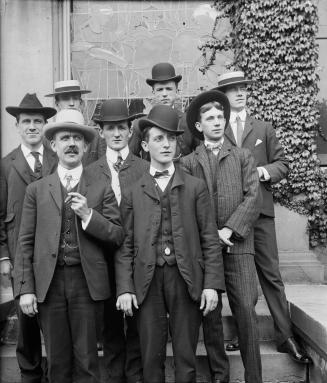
(230, 109, 247, 123)
(21, 143, 44, 158)
(106, 145, 129, 163)
(204, 137, 224, 148)
(149, 163, 175, 177)
(57, 163, 83, 182)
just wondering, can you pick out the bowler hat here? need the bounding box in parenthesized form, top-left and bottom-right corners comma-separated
(138, 105, 184, 135)
(6, 93, 57, 120)
(94, 99, 144, 123)
(214, 71, 254, 91)
(44, 109, 96, 142)
(186, 90, 230, 140)
(146, 63, 182, 86)
(45, 80, 91, 97)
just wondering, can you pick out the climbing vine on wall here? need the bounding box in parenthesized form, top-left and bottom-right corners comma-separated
(200, 0, 327, 247)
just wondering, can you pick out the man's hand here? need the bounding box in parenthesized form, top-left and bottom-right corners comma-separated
(67, 192, 91, 221)
(200, 289, 218, 316)
(0, 260, 13, 279)
(116, 293, 138, 316)
(20, 294, 38, 317)
(218, 227, 234, 247)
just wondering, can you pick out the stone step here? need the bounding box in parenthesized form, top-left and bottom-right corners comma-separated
(0, 341, 306, 383)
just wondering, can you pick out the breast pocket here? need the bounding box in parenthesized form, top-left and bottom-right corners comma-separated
(4, 212, 15, 230)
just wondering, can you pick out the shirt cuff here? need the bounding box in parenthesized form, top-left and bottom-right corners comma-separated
(258, 166, 271, 181)
(0, 257, 10, 262)
(81, 209, 93, 230)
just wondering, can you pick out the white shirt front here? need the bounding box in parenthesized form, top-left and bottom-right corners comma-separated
(150, 163, 175, 192)
(21, 144, 44, 171)
(105, 145, 130, 205)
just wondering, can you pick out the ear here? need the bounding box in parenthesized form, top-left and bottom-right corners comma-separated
(128, 125, 133, 139)
(141, 140, 149, 153)
(195, 122, 203, 133)
(50, 139, 57, 153)
(98, 128, 104, 139)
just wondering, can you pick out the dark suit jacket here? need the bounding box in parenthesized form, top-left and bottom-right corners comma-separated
(129, 108, 200, 159)
(225, 115, 289, 217)
(13, 167, 124, 302)
(0, 146, 58, 262)
(181, 141, 260, 255)
(85, 152, 149, 201)
(115, 166, 225, 305)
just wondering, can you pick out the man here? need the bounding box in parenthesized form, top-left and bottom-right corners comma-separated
(115, 104, 225, 383)
(13, 109, 125, 383)
(216, 71, 311, 364)
(45, 79, 106, 165)
(0, 93, 57, 383)
(129, 62, 199, 159)
(182, 90, 262, 383)
(87, 99, 149, 383)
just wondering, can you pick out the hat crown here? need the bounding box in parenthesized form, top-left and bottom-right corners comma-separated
(54, 80, 81, 90)
(100, 99, 129, 120)
(151, 63, 176, 80)
(18, 93, 44, 109)
(54, 109, 86, 125)
(147, 105, 179, 131)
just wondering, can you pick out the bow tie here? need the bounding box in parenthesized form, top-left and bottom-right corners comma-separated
(153, 170, 170, 178)
(205, 143, 223, 151)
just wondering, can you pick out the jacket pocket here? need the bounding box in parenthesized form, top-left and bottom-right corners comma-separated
(4, 212, 15, 223)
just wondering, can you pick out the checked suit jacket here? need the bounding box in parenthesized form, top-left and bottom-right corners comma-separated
(225, 115, 289, 217)
(181, 140, 260, 255)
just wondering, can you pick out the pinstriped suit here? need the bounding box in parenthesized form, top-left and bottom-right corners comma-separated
(86, 152, 149, 383)
(181, 140, 262, 383)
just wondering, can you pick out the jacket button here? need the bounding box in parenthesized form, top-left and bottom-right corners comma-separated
(52, 253, 56, 258)
(20, 281, 25, 284)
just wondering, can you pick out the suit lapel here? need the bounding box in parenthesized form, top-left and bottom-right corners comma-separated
(120, 152, 133, 172)
(194, 144, 214, 195)
(98, 155, 112, 181)
(11, 147, 32, 185)
(241, 116, 254, 145)
(42, 147, 58, 176)
(48, 173, 62, 211)
(218, 140, 232, 164)
(141, 173, 160, 202)
(78, 171, 90, 199)
(225, 124, 237, 146)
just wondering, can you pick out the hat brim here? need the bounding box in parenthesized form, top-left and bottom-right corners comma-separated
(146, 75, 182, 86)
(186, 90, 231, 140)
(44, 122, 96, 142)
(45, 89, 91, 97)
(6, 106, 57, 120)
(214, 79, 254, 91)
(94, 113, 145, 123)
(138, 117, 184, 136)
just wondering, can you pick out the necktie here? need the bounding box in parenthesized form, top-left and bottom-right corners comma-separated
(153, 170, 169, 178)
(113, 152, 123, 172)
(30, 151, 42, 177)
(64, 174, 73, 192)
(205, 142, 223, 152)
(236, 115, 243, 147)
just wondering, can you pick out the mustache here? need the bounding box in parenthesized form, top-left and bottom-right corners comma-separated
(65, 147, 79, 154)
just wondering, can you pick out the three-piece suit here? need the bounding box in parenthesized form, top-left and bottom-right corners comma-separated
(0, 145, 57, 383)
(225, 115, 291, 346)
(181, 140, 262, 383)
(86, 152, 149, 383)
(14, 167, 124, 383)
(115, 166, 225, 383)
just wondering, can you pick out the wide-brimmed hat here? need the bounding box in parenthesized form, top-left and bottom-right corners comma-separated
(214, 71, 254, 91)
(45, 80, 91, 97)
(146, 63, 182, 87)
(138, 105, 184, 135)
(94, 99, 144, 124)
(44, 109, 96, 142)
(186, 90, 231, 140)
(6, 93, 57, 120)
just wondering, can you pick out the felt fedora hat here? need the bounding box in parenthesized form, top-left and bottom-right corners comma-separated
(45, 80, 91, 97)
(44, 109, 96, 142)
(6, 93, 57, 120)
(214, 71, 254, 91)
(186, 90, 231, 140)
(94, 99, 144, 123)
(138, 105, 184, 135)
(146, 63, 182, 86)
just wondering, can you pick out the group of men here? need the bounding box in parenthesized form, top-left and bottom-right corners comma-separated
(0, 62, 311, 383)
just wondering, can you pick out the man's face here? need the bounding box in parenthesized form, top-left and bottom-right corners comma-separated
(196, 107, 226, 142)
(50, 130, 87, 169)
(141, 127, 177, 168)
(56, 93, 83, 110)
(152, 81, 178, 106)
(224, 84, 247, 112)
(99, 121, 132, 151)
(16, 113, 46, 148)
